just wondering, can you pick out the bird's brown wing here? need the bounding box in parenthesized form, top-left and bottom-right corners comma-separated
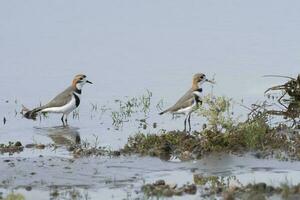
(24, 86, 74, 119)
(167, 98, 195, 113)
(160, 88, 193, 114)
(43, 86, 74, 108)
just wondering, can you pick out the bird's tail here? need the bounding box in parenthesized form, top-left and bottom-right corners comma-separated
(23, 106, 44, 120)
(159, 111, 165, 115)
(159, 109, 169, 115)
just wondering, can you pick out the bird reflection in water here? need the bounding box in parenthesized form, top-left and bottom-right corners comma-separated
(45, 126, 81, 146)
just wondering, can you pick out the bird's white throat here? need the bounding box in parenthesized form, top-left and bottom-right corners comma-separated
(198, 79, 206, 86)
(76, 83, 83, 90)
(193, 90, 202, 97)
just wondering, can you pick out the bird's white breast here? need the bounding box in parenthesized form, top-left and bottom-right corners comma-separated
(41, 95, 78, 114)
(174, 100, 197, 114)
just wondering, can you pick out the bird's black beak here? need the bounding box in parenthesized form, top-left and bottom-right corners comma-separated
(86, 80, 93, 84)
(205, 79, 215, 84)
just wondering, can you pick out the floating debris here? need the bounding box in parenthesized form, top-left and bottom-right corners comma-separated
(264, 74, 300, 126)
(264, 74, 300, 101)
(25, 143, 48, 150)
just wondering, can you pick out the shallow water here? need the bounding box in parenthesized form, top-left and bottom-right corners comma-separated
(1, 154, 300, 199)
(1, 0, 300, 199)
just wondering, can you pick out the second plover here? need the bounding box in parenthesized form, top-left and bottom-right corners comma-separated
(159, 73, 214, 132)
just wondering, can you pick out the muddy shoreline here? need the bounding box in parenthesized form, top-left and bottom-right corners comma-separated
(1, 144, 300, 199)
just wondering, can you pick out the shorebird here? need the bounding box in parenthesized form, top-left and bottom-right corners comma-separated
(159, 73, 214, 132)
(24, 74, 92, 125)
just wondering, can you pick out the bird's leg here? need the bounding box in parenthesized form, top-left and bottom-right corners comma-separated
(65, 114, 68, 125)
(61, 114, 65, 126)
(188, 113, 192, 133)
(292, 118, 297, 128)
(184, 115, 188, 133)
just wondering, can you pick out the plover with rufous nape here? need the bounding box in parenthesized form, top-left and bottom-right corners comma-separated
(24, 74, 92, 125)
(159, 73, 214, 132)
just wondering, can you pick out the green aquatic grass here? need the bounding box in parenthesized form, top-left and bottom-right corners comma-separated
(3, 193, 25, 200)
(110, 90, 153, 129)
(236, 115, 268, 149)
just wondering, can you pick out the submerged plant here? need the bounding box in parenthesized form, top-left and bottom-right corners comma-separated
(110, 90, 153, 129)
(139, 90, 152, 114)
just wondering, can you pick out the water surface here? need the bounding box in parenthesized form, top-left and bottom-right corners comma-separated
(1, 0, 300, 199)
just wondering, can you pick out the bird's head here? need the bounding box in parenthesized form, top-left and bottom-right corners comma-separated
(192, 73, 215, 87)
(72, 74, 93, 89)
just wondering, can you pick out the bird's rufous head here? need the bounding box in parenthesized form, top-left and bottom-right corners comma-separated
(72, 74, 92, 89)
(192, 73, 215, 88)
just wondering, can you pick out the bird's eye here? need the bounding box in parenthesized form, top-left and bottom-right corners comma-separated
(79, 77, 83, 80)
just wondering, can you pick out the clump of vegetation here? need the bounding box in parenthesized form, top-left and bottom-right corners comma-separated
(1, 193, 25, 200)
(141, 176, 300, 199)
(193, 174, 237, 189)
(122, 131, 199, 160)
(194, 174, 300, 199)
(123, 93, 300, 161)
(49, 187, 90, 200)
(71, 145, 110, 158)
(69, 136, 121, 158)
(225, 182, 300, 200)
(197, 94, 273, 150)
(0, 142, 23, 155)
(193, 175, 240, 198)
(141, 180, 197, 197)
(236, 115, 268, 149)
(197, 94, 237, 133)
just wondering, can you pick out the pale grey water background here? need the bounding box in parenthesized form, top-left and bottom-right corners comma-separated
(1, 1, 300, 199)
